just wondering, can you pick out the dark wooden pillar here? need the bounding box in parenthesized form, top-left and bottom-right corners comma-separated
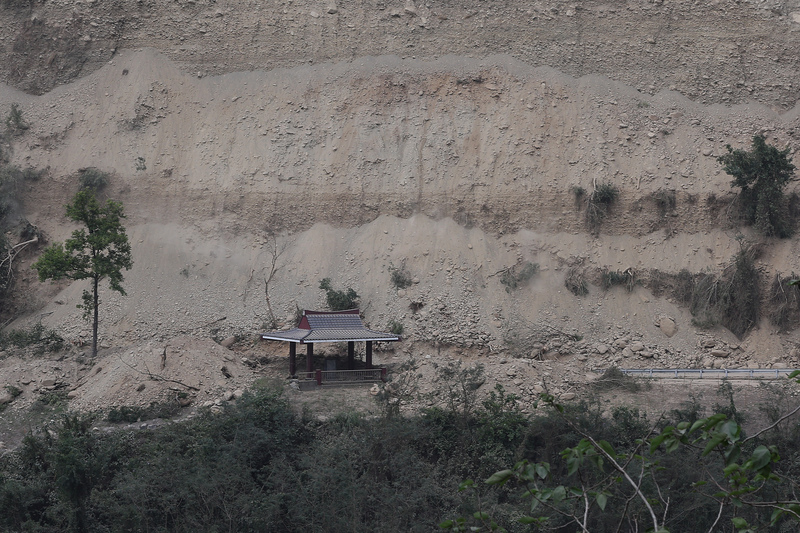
(366, 341, 373, 369)
(306, 343, 314, 374)
(347, 341, 355, 370)
(289, 343, 296, 377)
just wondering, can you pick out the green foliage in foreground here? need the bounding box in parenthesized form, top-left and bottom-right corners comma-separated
(1, 376, 799, 532)
(443, 371, 800, 533)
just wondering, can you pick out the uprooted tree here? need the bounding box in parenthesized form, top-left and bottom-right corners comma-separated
(33, 189, 132, 357)
(719, 135, 796, 238)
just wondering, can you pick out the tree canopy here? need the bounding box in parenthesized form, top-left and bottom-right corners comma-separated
(33, 189, 132, 357)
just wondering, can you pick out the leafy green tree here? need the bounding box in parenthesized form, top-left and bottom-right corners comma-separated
(33, 190, 132, 357)
(719, 135, 796, 237)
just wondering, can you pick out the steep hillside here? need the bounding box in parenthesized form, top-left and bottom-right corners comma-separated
(1, 0, 800, 416)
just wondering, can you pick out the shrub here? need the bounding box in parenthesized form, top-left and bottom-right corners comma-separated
(565, 266, 588, 296)
(766, 273, 800, 333)
(319, 278, 360, 310)
(719, 135, 795, 237)
(593, 182, 619, 205)
(672, 268, 696, 303)
(652, 189, 676, 214)
(585, 182, 619, 233)
(601, 268, 636, 292)
(0, 322, 66, 354)
(689, 245, 761, 338)
(78, 167, 109, 192)
(389, 265, 413, 289)
(387, 320, 404, 335)
(36, 389, 68, 407)
(5, 104, 28, 135)
(500, 262, 539, 293)
(107, 401, 183, 423)
(4, 385, 22, 398)
(591, 366, 644, 393)
(570, 185, 586, 206)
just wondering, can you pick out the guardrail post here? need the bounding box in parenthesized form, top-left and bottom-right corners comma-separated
(381, 367, 387, 382)
(315, 369, 322, 385)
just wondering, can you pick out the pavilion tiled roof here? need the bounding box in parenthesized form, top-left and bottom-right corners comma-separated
(260, 309, 401, 343)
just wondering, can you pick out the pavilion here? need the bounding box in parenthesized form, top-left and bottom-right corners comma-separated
(260, 309, 401, 378)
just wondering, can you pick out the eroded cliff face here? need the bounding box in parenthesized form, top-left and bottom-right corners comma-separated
(2, 0, 800, 108)
(1, 1, 800, 413)
(3, 49, 798, 357)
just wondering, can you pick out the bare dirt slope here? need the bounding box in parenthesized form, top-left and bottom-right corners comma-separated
(1, 1, 800, 426)
(2, 0, 800, 110)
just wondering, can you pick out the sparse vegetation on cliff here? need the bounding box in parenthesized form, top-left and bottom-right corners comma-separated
(720, 135, 796, 238)
(319, 278, 360, 311)
(689, 244, 762, 338)
(584, 182, 619, 234)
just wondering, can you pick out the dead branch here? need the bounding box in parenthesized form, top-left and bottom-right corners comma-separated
(0, 236, 38, 275)
(115, 352, 200, 391)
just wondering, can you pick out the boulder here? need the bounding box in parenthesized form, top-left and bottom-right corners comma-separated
(595, 343, 609, 354)
(220, 336, 236, 348)
(659, 318, 677, 337)
(629, 341, 645, 352)
(710, 349, 729, 357)
(0, 391, 12, 405)
(622, 347, 634, 358)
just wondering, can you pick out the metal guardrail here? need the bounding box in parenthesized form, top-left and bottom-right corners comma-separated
(296, 368, 387, 385)
(615, 369, 799, 379)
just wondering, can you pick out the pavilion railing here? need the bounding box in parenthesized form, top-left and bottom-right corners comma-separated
(296, 368, 387, 385)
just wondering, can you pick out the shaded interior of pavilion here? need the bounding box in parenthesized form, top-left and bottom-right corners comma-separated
(260, 309, 401, 379)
